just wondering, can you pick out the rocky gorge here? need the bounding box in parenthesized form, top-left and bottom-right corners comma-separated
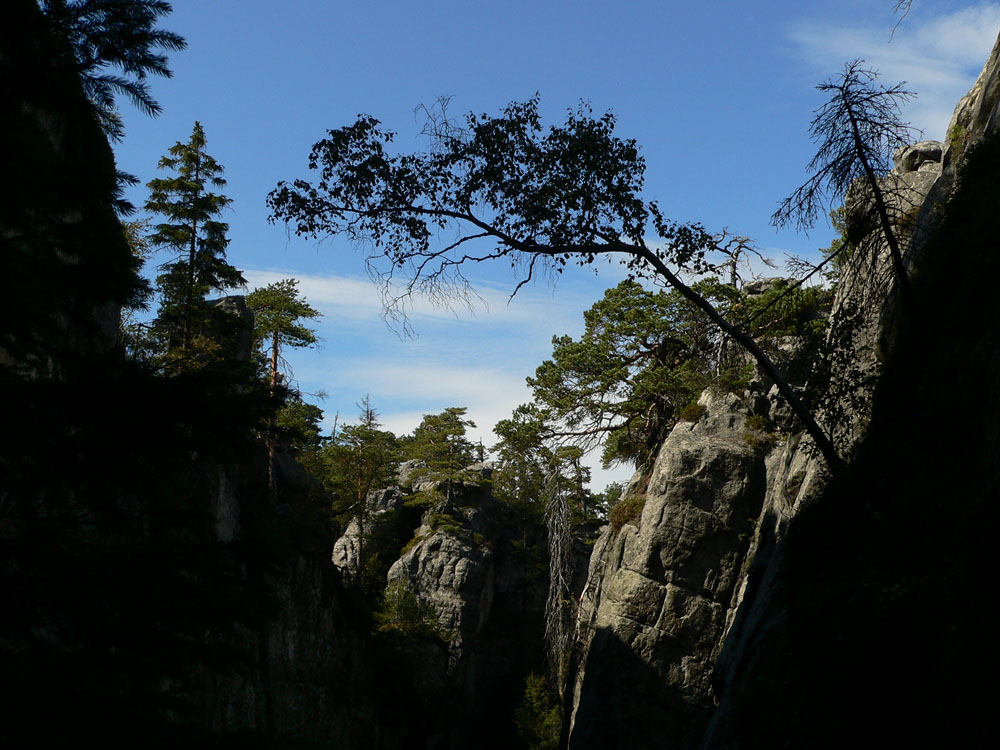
(349, 29, 1000, 748)
(6, 2, 1000, 746)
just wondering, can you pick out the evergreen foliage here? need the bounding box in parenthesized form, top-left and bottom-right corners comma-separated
(146, 122, 245, 362)
(246, 278, 321, 389)
(529, 278, 742, 469)
(275, 395, 324, 451)
(492, 403, 552, 517)
(246, 278, 322, 499)
(514, 673, 562, 750)
(375, 578, 442, 639)
(322, 399, 402, 587)
(37, 0, 186, 138)
(2, 2, 149, 372)
(407, 407, 478, 505)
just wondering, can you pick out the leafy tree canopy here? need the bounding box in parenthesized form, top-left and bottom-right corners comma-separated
(529, 278, 742, 469)
(269, 95, 844, 470)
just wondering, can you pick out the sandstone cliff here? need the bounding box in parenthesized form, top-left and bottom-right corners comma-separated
(1, 8, 380, 745)
(564, 29, 1000, 750)
(332, 461, 549, 748)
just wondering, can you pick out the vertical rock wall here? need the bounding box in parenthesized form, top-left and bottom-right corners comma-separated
(567, 30, 1000, 750)
(567, 391, 766, 749)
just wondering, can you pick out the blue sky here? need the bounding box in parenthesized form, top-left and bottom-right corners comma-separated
(114, 1, 1000, 491)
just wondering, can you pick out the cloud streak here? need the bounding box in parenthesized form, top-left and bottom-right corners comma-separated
(242, 265, 635, 490)
(243, 266, 597, 331)
(789, 4, 1000, 138)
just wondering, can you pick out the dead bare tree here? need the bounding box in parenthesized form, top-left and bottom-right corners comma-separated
(772, 60, 920, 316)
(543, 462, 575, 690)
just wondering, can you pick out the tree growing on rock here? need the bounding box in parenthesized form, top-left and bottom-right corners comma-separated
(408, 407, 478, 505)
(268, 96, 844, 471)
(246, 278, 321, 499)
(323, 398, 401, 586)
(247, 279, 321, 392)
(529, 278, 742, 470)
(146, 121, 245, 362)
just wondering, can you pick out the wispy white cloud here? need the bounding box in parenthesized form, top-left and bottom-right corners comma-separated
(243, 266, 594, 330)
(789, 4, 1000, 138)
(245, 266, 632, 490)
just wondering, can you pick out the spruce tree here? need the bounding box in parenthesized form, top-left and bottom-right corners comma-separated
(146, 121, 245, 360)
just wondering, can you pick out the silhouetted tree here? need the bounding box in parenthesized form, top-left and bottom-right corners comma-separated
(268, 98, 844, 469)
(38, 0, 186, 139)
(146, 122, 245, 360)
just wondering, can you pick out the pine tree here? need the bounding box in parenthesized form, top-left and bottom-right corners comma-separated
(409, 407, 478, 505)
(323, 399, 402, 587)
(492, 403, 552, 516)
(246, 278, 321, 499)
(146, 122, 245, 360)
(246, 279, 321, 394)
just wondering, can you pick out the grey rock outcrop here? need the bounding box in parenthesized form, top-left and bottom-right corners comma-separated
(331, 487, 405, 577)
(396, 459, 428, 490)
(388, 473, 501, 655)
(209, 295, 255, 362)
(390, 528, 495, 654)
(382, 466, 548, 748)
(567, 390, 766, 749)
(742, 277, 789, 295)
(566, 32, 1000, 746)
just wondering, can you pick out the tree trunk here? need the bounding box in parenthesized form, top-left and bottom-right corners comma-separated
(636, 245, 845, 472)
(184, 159, 200, 351)
(846, 105, 916, 316)
(267, 331, 279, 503)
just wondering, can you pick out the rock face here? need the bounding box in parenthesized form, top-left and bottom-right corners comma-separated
(331, 462, 548, 748)
(703, 30, 1000, 750)
(1, 1, 136, 377)
(568, 32, 1000, 749)
(703, 42, 1000, 745)
(392, 479, 547, 749)
(332, 487, 406, 577)
(567, 390, 766, 748)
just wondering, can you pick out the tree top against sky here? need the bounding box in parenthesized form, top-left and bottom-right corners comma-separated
(104, 0, 1000, 490)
